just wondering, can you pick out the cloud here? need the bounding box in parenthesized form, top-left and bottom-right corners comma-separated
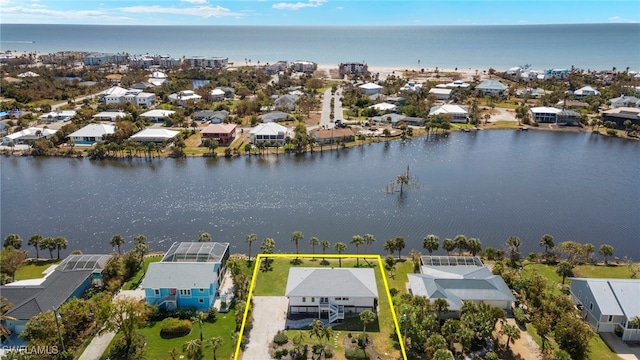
(609, 16, 637, 23)
(2, 4, 125, 20)
(336, 6, 343, 10)
(120, 5, 242, 19)
(181, 0, 208, 3)
(272, 0, 326, 11)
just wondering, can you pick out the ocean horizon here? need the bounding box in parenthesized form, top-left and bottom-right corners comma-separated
(1, 23, 639, 71)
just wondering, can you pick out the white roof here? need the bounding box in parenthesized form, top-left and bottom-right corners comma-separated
(429, 88, 453, 95)
(150, 71, 167, 78)
(130, 128, 179, 140)
(371, 102, 397, 111)
(169, 90, 202, 101)
(437, 81, 470, 88)
(359, 82, 383, 90)
(429, 104, 468, 115)
(210, 89, 225, 96)
(286, 268, 378, 298)
(17, 71, 39, 77)
(100, 86, 129, 97)
(531, 106, 562, 114)
(140, 109, 175, 118)
(574, 86, 601, 96)
(572, 279, 640, 319)
(141, 262, 216, 289)
(39, 110, 76, 119)
(4, 127, 57, 140)
(148, 78, 168, 87)
(94, 111, 126, 119)
(249, 122, 287, 136)
(69, 124, 115, 137)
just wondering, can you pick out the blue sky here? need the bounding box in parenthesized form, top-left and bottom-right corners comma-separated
(1, 0, 638, 26)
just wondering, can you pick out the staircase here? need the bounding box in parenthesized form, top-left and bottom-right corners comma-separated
(157, 294, 177, 310)
(326, 302, 345, 324)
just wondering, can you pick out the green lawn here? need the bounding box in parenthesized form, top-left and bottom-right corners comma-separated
(574, 264, 634, 279)
(385, 260, 413, 295)
(123, 256, 162, 290)
(138, 310, 237, 360)
(482, 120, 519, 129)
(15, 259, 61, 280)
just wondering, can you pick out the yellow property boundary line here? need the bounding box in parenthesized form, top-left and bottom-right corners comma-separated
(233, 253, 407, 360)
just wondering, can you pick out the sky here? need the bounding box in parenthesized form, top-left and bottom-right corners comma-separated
(0, 0, 638, 26)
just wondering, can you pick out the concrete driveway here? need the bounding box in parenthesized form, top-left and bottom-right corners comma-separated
(600, 333, 640, 360)
(242, 296, 289, 360)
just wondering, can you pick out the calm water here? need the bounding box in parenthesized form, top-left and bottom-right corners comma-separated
(2, 131, 639, 259)
(1, 24, 639, 70)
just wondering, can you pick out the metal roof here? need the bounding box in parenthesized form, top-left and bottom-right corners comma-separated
(161, 242, 229, 263)
(285, 268, 378, 298)
(141, 262, 217, 289)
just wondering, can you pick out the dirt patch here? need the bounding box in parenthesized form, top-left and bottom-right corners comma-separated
(495, 319, 541, 360)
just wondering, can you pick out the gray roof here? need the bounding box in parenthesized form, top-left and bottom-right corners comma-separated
(193, 110, 229, 119)
(162, 242, 229, 263)
(259, 111, 290, 123)
(2, 255, 112, 320)
(477, 80, 508, 91)
(285, 268, 378, 298)
(571, 278, 640, 319)
(409, 266, 515, 311)
(141, 262, 217, 289)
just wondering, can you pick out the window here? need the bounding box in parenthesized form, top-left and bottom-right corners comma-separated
(589, 302, 593, 310)
(343, 297, 349, 301)
(302, 297, 306, 303)
(608, 315, 613, 322)
(199, 299, 204, 303)
(179, 289, 191, 296)
(154, 289, 160, 296)
(199, 289, 204, 292)
(311, 297, 315, 302)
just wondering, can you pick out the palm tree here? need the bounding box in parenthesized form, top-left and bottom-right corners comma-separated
(466, 238, 482, 256)
(205, 336, 223, 360)
(245, 233, 257, 261)
(454, 234, 467, 255)
(539, 234, 555, 260)
(199, 232, 212, 242)
(383, 239, 396, 256)
(53, 237, 68, 259)
(363, 234, 375, 254)
(320, 240, 330, 261)
(309, 319, 324, 350)
(182, 339, 203, 360)
(434, 298, 449, 321)
(110, 234, 125, 255)
(40, 237, 55, 259)
(500, 322, 521, 350)
(1, 297, 17, 339)
(396, 174, 409, 195)
(584, 243, 595, 263)
(291, 231, 303, 257)
(351, 235, 364, 266)
(334, 242, 347, 267)
(309, 237, 319, 259)
(442, 238, 455, 255)
(556, 261, 574, 285)
(168, 348, 179, 360)
(506, 236, 521, 263)
(423, 234, 439, 255)
(359, 310, 376, 347)
(3, 234, 22, 249)
(599, 244, 614, 265)
(27, 234, 43, 259)
(394, 237, 406, 260)
(191, 311, 207, 341)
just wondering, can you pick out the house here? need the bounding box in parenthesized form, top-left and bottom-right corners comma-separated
(556, 100, 589, 109)
(429, 88, 453, 100)
(398, 117, 426, 126)
(359, 82, 383, 95)
(158, 56, 181, 69)
(372, 113, 405, 125)
(141, 242, 230, 311)
(530, 107, 562, 123)
(193, 110, 229, 123)
(259, 111, 291, 123)
(408, 256, 515, 315)
(370, 102, 398, 113)
(272, 94, 299, 111)
(130, 81, 153, 90)
(129, 55, 155, 69)
(148, 71, 169, 87)
(169, 90, 202, 105)
(570, 279, 640, 342)
(209, 89, 226, 101)
(17, 71, 39, 78)
(573, 86, 601, 99)
(543, 69, 569, 80)
(100, 87, 156, 106)
(310, 127, 355, 145)
(291, 61, 316, 73)
(0, 254, 111, 344)
(436, 80, 470, 89)
(93, 110, 127, 122)
(139, 109, 175, 123)
(429, 104, 469, 123)
(263, 61, 289, 74)
(556, 110, 581, 126)
(68, 124, 115, 145)
(285, 268, 378, 323)
(200, 124, 236, 145)
(609, 95, 640, 109)
(401, 81, 423, 92)
(249, 122, 288, 145)
(130, 128, 179, 143)
(601, 107, 640, 129)
(2, 127, 56, 144)
(39, 110, 76, 122)
(476, 80, 508, 97)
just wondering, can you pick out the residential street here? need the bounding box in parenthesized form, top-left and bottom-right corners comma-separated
(319, 87, 344, 129)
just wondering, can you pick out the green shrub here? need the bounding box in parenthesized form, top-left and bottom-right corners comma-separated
(345, 348, 368, 359)
(274, 349, 289, 359)
(484, 351, 499, 360)
(273, 330, 288, 346)
(606, 128, 617, 136)
(160, 317, 192, 338)
(513, 307, 527, 325)
(207, 307, 218, 322)
(324, 347, 334, 358)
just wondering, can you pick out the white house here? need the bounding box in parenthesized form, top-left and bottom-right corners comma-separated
(169, 90, 202, 105)
(401, 81, 423, 92)
(139, 109, 175, 123)
(530, 107, 562, 123)
(68, 124, 115, 145)
(436, 80, 470, 88)
(210, 88, 226, 101)
(429, 88, 453, 100)
(573, 86, 601, 99)
(249, 122, 288, 145)
(3, 127, 56, 144)
(476, 80, 508, 97)
(286, 268, 378, 323)
(409, 256, 515, 314)
(359, 82, 383, 95)
(272, 94, 299, 111)
(609, 95, 640, 109)
(129, 128, 179, 143)
(570, 279, 640, 342)
(93, 110, 127, 122)
(39, 110, 76, 122)
(429, 104, 468, 123)
(370, 102, 397, 112)
(148, 71, 169, 87)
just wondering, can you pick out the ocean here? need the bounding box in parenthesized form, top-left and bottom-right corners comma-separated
(1, 23, 639, 71)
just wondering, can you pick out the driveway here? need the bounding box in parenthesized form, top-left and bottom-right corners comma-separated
(242, 296, 289, 360)
(600, 333, 640, 360)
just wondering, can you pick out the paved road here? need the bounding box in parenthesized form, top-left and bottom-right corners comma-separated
(319, 87, 345, 129)
(242, 296, 289, 360)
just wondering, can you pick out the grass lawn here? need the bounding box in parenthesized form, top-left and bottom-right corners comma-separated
(482, 120, 519, 129)
(251, 256, 400, 358)
(123, 256, 162, 290)
(15, 259, 61, 280)
(138, 310, 237, 360)
(385, 260, 413, 295)
(574, 263, 634, 279)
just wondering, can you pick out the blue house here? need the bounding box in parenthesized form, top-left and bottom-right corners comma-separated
(0, 254, 111, 345)
(140, 242, 229, 311)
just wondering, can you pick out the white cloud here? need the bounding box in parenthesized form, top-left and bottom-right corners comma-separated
(609, 16, 637, 23)
(336, 6, 343, 10)
(120, 5, 242, 18)
(182, 0, 208, 4)
(1, 4, 136, 23)
(272, 0, 326, 11)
